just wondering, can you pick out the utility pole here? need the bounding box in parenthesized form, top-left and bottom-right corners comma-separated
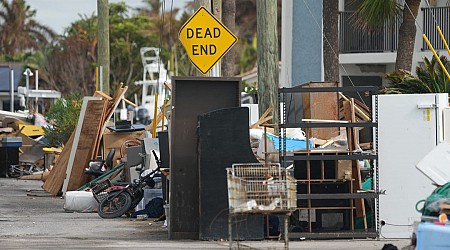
(194, 0, 211, 14)
(98, 0, 110, 95)
(257, 1, 279, 125)
(211, 0, 221, 77)
(222, 0, 236, 77)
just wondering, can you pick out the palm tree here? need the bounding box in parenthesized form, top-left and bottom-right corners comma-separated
(0, 0, 56, 58)
(353, 0, 421, 71)
(381, 55, 450, 94)
(323, 0, 339, 82)
(137, 0, 181, 73)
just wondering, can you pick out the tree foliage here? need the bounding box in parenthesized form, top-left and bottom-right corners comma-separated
(351, 0, 422, 71)
(381, 55, 450, 94)
(38, 2, 162, 98)
(351, 0, 401, 31)
(0, 0, 56, 59)
(0, 0, 255, 99)
(43, 93, 82, 147)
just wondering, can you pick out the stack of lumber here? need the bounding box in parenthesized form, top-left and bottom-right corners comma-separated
(43, 85, 128, 196)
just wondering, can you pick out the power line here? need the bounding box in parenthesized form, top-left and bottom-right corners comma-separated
(424, 0, 439, 26)
(403, 0, 424, 34)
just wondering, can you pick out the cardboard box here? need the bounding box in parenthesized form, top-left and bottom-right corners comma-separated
(337, 160, 352, 180)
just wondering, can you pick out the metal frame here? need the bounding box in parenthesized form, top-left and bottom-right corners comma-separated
(278, 85, 379, 239)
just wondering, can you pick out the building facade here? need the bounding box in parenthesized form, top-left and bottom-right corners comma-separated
(339, 0, 449, 89)
(281, 0, 449, 91)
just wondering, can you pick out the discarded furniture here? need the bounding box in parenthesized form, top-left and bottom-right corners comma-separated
(0, 137, 22, 177)
(84, 148, 116, 178)
(279, 85, 379, 239)
(198, 107, 264, 240)
(169, 77, 241, 240)
(227, 163, 296, 250)
(377, 93, 449, 238)
(44, 84, 129, 196)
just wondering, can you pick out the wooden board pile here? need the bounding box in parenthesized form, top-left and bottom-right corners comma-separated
(43, 84, 128, 196)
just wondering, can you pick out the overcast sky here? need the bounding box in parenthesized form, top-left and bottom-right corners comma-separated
(26, 0, 189, 34)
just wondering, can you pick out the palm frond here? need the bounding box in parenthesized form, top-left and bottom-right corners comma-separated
(351, 0, 401, 31)
(383, 55, 450, 95)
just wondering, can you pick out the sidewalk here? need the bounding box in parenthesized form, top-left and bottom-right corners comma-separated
(0, 178, 411, 249)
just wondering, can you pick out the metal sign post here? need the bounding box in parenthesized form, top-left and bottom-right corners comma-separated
(23, 68, 33, 110)
(10, 69, 14, 112)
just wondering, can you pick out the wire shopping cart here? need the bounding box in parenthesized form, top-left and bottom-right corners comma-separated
(227, 163, 296, 249)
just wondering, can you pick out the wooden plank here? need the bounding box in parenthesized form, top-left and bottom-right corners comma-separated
(42, 133, 74, 196)
(18, 173, 43, 180)
(92, 85, 128, 159)
(110, 82, 124, 101)
(67, 99, 107, 192)
(62, 97, 105, 195)
(250, 106, 272, 129)
(94, 91, 112, 100)
(164, 81, 172, 91)
(339, 92, 370, 121)
(122, 97, 137, 107)
(92, 90, 111, 159)
(92, 95, 109, 160)
(250, 116, 273, 129)
(103, 86, 127, 128)
(62, 97, 98, 195)
(344, 100, 367, 230)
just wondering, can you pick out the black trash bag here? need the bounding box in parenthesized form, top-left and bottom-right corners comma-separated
(381, 244, 398, 250)
(132, 197, 164, 218)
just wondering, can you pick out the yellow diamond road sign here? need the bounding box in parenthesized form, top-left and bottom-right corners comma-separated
(179, 6, 238, 75)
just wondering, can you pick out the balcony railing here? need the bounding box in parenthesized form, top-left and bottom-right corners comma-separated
(422, 7, 450, 51)
(339, 11, 400, 53)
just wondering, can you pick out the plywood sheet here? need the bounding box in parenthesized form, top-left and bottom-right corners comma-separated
(302, 82, 339, 139)
(65, 99, 107, 192)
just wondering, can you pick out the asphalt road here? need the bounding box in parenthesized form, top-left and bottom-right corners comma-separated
(0, 178, 411, 249)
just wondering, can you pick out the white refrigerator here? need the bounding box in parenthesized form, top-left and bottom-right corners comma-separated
(375, 93, 448, 238)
